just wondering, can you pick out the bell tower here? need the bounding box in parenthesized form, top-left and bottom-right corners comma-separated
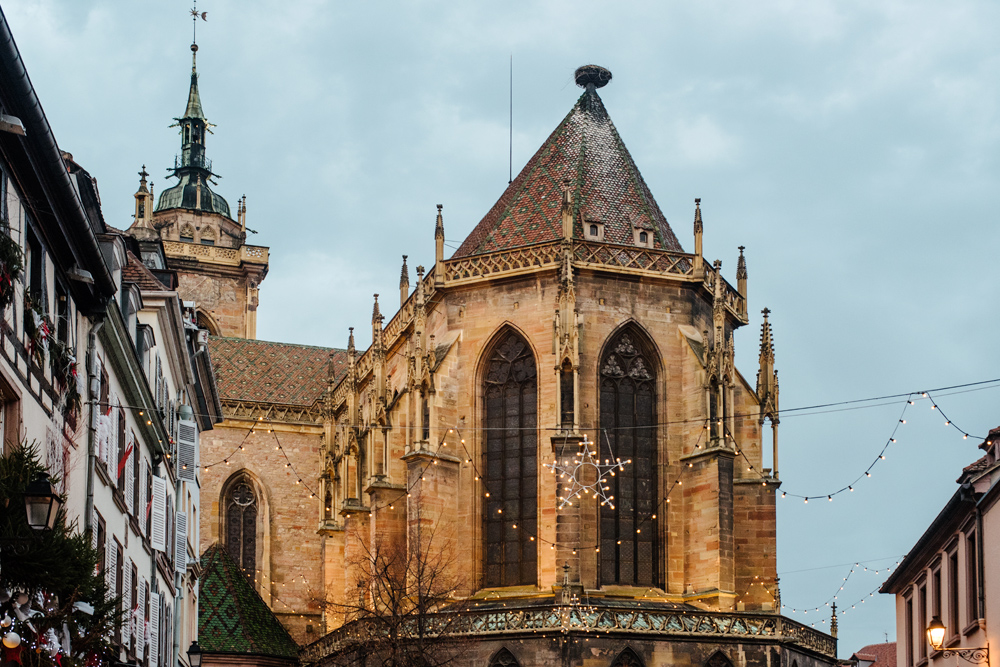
(128, 35, 268, 339)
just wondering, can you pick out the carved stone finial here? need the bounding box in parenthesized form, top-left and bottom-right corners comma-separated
(435, 205, 445, 240)
(400, 255, 409, 287)
(372, 294, 381, 324)
(694, 198, 703, 233)
(348, 327, 355, 352)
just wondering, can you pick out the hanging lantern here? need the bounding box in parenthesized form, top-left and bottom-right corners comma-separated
(24, 472, 62, 531)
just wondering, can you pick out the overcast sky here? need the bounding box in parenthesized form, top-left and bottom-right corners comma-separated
(5, 0, 1000, 655)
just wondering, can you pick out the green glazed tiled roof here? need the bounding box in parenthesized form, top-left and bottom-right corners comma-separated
(198, 543, 299, 659)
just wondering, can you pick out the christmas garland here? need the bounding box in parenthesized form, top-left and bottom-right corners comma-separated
(48, 339, 80, 416)
(0, 445, 119, 667)
(23, 291, 50, 368)
(0, 218, 23, 312)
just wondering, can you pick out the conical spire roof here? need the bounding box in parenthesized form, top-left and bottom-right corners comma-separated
(455, 70, 682, 257)
(183, 45, 206, 120)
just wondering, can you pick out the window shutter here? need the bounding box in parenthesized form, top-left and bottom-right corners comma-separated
(174, 511, 187, 573)
(151, 476, 167, 551)
(134, 579, 146, 659)
(91, 509, 99, 549)
(177, 419, 197, 481)
(122, 560, 132, 638)
(148, 592, 159, 667)
(139, 459, 149, 537)
(106, 393, 119, 478)
(124, 432, 135, 515)
(104, 534, 116, 597)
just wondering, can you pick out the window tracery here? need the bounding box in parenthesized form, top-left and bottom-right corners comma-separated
(225, 479, 258, 579)
(599, 328, 658, 587)
(483, 330, 537, 587)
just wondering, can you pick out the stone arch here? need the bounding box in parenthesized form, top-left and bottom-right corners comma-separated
(200, 224, 217, 245)
(598, 323, 661, 588)
(488, 647, 521, 667)
(219, 469, 272, 602)
(610, 647, 644, 667)
(479, 325, 538, 588)
(179, 222, 196, 242)
(196, 309, 220, 337)
(706, 651, 735, 667)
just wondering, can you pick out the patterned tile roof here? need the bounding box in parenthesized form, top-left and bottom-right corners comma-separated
(208, 336, 348, 406)
(455, 87, 683, 257)
(122, 250, 169, 291)
(198, 543, 299, 660)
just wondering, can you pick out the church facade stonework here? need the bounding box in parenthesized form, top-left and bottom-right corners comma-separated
(134, 55, 836, 667)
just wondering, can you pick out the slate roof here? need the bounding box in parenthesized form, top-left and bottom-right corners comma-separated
(454, 86, 683, 257)
(198, 543, 299, 660)
(851, 642, 896, 667)
(208, 336, 348, 406)
(122, 250, 169, 291)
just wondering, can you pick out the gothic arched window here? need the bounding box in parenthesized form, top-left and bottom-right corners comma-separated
(489, 648, 521, 667)
(611, 647, 644, 667)
(225, 479, 258, 579)
(599, 328, 658, 587)
(706, 652, 735, 667)
(483, 330, 537, 587)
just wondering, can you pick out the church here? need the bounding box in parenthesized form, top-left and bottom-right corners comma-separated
(127, 40, 837, 667)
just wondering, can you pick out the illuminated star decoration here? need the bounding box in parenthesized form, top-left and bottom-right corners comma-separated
(544, 435, 630, 510)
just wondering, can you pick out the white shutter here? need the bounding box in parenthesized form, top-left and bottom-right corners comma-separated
(122, 560, 132, 638)
(151, 476, 167, 551)
(106, 394, 119, 478)
(134, 579, 146, 659)
(148, 592, 159, 667)
(124, 432, 135, 515)
(174, 511, 187, 573)
(139, 459, 149, 536)
(97, 414, 108, 469)
(177, 419, 197, 481)
(91, 509, 98, 549)
(104, 534, 116, 597)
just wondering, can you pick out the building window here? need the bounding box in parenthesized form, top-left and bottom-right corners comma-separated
(114, 541, 124, 644)
(967, 532, 979, 622)
(932, 568, 942, 623)
(421, 394, 430, 442)
(639, 231, 648, 244)
(225, 479, 258, 579)
(26, 228, 44, 309)
(949, 550, 960, 635)
(905, 595, 914, 667)
(706, 652, 734, 667)
(599, 329, 657, 586)
(612, 647, 645, 667)
(95, 513, 106, 575)
(129, 562, 138, 655)
(584, 220, 604, 242)
(483, 330, 537, 587)
(559, 361, 574, 430)
(489, 648, 521, 667)
(919, 584, 927, 659)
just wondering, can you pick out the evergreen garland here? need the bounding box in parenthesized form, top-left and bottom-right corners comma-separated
(0, 444, 119, 667)
(0, 218, 23, 312)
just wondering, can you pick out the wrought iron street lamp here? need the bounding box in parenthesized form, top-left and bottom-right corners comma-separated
(926, 618, 989, 665)
(23, 472, 62, 531)
(187, 641, 203, 667)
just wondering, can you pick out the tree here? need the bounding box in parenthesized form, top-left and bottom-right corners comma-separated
(0, 444, 119, 667)
(323, 517, 469, 667)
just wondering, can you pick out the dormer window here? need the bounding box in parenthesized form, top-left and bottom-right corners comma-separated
(633, 223, 654, 248)
(584, 219, 604, 242)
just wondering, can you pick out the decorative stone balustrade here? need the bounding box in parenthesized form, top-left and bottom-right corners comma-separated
(162, 240, 269, 266)
(300, 605, 836, 665)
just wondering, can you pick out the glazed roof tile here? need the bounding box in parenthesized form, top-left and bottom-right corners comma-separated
(122, 250, 169, 292)
(455, 87, 682, 257)
(198, 543, 298, 659)
(209, 336, 348, 406)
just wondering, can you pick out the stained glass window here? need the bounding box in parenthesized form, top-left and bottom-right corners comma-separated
(600, 330, 657, 587)
(225, 480, 257, 579)
(483, 331, 537, 587)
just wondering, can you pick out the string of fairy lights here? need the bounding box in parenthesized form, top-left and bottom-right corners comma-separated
(727, 389, 988, 503)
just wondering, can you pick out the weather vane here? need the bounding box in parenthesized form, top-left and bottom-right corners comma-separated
(544, 434, 629, 510)
(190, 1, 207, 46)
